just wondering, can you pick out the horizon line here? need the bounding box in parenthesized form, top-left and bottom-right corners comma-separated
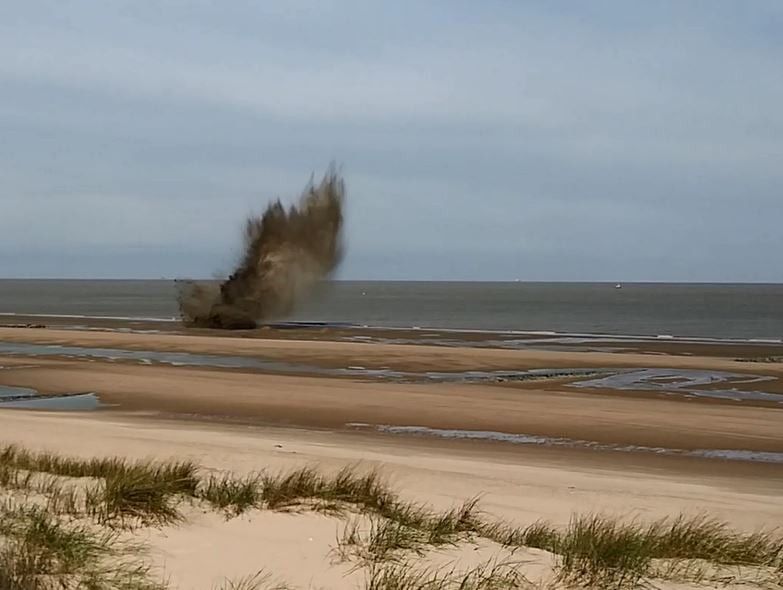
(1, 277, 781, 286)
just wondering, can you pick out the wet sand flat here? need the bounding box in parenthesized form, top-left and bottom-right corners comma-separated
(4, 315, 783, 359)
(0, 357, 781, 457)
(3, 326, 783, 374)
(0, 327, 781, 462)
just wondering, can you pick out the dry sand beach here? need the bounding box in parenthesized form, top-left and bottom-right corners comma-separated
(1, 323, 782, 588)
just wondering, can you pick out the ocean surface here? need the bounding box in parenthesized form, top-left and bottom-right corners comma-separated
(0, 279, 781, 340)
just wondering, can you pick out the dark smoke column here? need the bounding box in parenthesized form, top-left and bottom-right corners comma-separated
(177, 169, 345, 329)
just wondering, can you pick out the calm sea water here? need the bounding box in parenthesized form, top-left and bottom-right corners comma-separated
(0, 280, 781, 340)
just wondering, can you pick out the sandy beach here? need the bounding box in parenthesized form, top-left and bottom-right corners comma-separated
(1, 325, 782, 588)
(0, 409, 781, 589)
(5, 2, 783, 584)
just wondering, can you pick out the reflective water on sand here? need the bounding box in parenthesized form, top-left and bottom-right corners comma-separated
(0, 382, 101, 411)
(570, 368, 783, 402)
(1, 341, 780, 401)
(0, 384, 37, 399)
(0, 341, 585, 383)
(348, 423, 783, 464)
(0, 393, 101, 410)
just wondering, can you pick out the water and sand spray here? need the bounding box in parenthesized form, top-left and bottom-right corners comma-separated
(177, 169, 345, 329)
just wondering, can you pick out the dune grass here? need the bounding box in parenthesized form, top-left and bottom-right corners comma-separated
(479, 520, 560, 553)
(336, 479, 782, 587)
(0, 463, 89, 517)
(200, 473, 264, 516)
(364, 559, 535, 590)
(422, 498, 482, 545)
(337, 498, 486, 564)
(2, 442, 781, 589)
(214, 571, 292, 590)
(488, 513, 783, 589)
(89, 471, 185, 525)
(259, 466, 395, 512)
(550, 513, 783, 588)
(0, 500, 165, 590)
(338, 516, 428, 563)
(0, 444, 199, 491)
(554, 514, 656, 588)
(1, 443, 200, 525)
(646, 514, 783, 565)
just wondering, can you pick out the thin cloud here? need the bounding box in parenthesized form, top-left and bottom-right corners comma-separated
(0, 1, 781, 281)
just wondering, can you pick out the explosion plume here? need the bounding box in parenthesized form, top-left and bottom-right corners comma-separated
(177, 170, 345, 329)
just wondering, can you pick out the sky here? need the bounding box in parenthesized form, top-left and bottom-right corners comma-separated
(1, 1, 781, 282)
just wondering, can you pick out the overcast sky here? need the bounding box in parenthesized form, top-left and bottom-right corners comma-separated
(1, 1, 781, 281)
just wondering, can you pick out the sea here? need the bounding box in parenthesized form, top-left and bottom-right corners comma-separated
(0, 279, 781, 341)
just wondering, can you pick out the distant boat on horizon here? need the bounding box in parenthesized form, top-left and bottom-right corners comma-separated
(615, 283, 623, 289)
